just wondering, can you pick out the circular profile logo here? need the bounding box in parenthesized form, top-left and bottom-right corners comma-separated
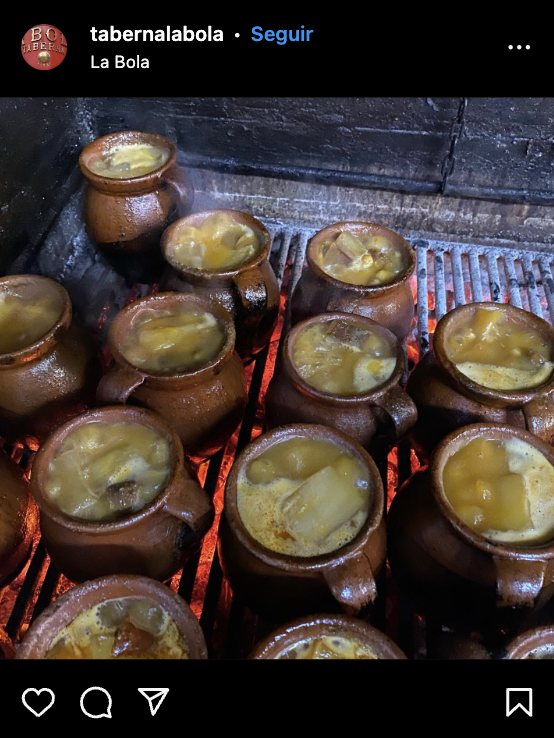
(21, 25, 67, 69)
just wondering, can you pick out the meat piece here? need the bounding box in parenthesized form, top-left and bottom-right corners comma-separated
(112, 621, 155, 657)
(106, 480, 140, 511)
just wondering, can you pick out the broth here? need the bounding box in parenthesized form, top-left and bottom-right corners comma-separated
(443, 436, 554, 545)
(45, 421, 171, 522)
(0, 284, 62, 354)
(120, 306, 226, 375)
(446, 306, 553, 390)
(292, 319, 396, 395)
(169, 212, 261, 271)
(315, 230, 408, 286)
(237, 437, 371, 557)
(46, 597, 188, 660)
(89, 143, 169, 179)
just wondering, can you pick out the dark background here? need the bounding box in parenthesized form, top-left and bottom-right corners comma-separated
(2, 96, 554, 273)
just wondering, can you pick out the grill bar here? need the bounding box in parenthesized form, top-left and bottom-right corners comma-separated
(3, 200, 554, 658)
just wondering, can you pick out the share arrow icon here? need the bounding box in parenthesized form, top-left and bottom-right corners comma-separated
(138, 688, 170, 716)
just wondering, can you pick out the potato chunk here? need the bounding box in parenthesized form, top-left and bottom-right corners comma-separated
(282, 466, 365, 542)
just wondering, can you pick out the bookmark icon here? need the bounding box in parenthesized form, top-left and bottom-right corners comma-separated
(138, 688, 170, 716)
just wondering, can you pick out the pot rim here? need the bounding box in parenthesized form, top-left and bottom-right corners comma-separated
(0, 275, 71, 367)
(30, 405, 187, 534)
(161, 208, 272, 279)
(282, 312, 405, 405)
(433, 302, 554, 405)
(306, 221, 416, 295)
(15, 574, 208, 659)
(106, 291, 237, 386)
(249, 613, 407, 659)
(224, 423, 384, 572)
(79, 130, 177, 191)
(504, 625, 554, 659)
(430, 422, 554, 559)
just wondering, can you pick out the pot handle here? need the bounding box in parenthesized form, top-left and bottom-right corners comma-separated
(322, 551, 377, 615)
(163, 470, 214, 538)
(374, 386, 418, 442)
(233, 265, 268, 337)
(97, 365, 146, 404)
(522, 392, 554, 444)
(162, 166, 194, 215)
(493, 556, 547, 608)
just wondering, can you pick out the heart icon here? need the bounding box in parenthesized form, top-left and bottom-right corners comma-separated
(22, 688, 56, 717)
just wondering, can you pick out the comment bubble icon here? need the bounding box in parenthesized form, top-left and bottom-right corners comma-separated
(80, 687, 113, 719)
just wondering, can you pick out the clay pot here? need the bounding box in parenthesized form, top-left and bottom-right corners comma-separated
(30, 406, 214, 583)
(407, 302, 554, 456)
(249, 614, 406, 659)
(0, 627, 14, 660)
(161, 209, 280, 359)
(0, 449, 36, 586)
(388, 423, 554, 630)
(218, 424, 386, 621)
(503, 625, 554, 659)
(16, 575, 208, 659)
(290, 222, 415, 341)
(265, 313, 417, 450)
(0, 275, 101, 445)
(97, 292, 247, 458)
(79, 131, 194, 254)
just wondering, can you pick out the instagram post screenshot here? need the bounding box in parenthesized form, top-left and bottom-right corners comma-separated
(0, 16, 551, 721)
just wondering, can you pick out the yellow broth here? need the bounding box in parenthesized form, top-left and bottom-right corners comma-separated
(292, 320, 396, 395)
(237, 437, 371, 557)
(45, 421, 171, 522)
(0, 285, 62, 354)
(443, 436, 554, 545)
(446, 306, 553, 390)
(120, 306, 226, 375)
(89, 143, 169, 179)
(276, 634, 377, 660)
(46, 597, 188, 660)
(315, 230, 408, 286)
(170, 212, 261, 271)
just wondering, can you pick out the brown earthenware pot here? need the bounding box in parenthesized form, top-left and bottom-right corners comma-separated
(503, 625, 554, 659)
(16, 575, 208, 659)
(0, 627, 15, 660)
(218, 424, 386, 621)
(97, 292, 247, 458)
(79, 131, 194, 254)
(265, 313, 417, 450)
(0, 449, 37, 586)
(388, 423, 554, 630)
(0, 275, 101, 445)
(30, 406, 214, 583)
(249, 614, 406, 659)
(161, 209, 280, 359)
(407, 302, 554, 456)
(290, 222, 415, 341)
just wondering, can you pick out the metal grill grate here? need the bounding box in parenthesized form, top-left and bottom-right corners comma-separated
(2, 202, 554, 659)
